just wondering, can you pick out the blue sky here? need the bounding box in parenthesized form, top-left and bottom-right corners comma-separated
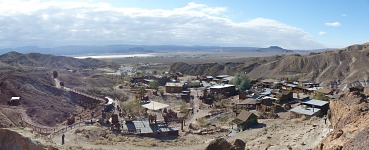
(0, 0, 368, 49)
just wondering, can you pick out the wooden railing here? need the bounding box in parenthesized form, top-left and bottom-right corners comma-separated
(48, 121, 86, 139)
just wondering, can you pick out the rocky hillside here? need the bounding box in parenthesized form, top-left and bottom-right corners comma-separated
(0, 128, 56, 150)
(170, 43, 369, 86)
(316, 92, 369, 149)
(0, 51, 118, 69)
(0, 71, 77, 127)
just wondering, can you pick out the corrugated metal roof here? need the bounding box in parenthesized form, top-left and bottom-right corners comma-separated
(238, 98, 260, 105)
(301, 99, 329, 107)
(11, 97, 20, 100)
(165, 82, 183, 87)
(290, 105, 320, 116)
(122, 121, 178, 134)
(286, 84, 297, 87)
(210, 84, 235, 89)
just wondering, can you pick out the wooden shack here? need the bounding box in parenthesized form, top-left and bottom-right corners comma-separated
(8, 97, 20, 106)
(165, 82, 184, 93)
(279, 91, 293, 104)
(235, 98, 260, 110)
(349, 85, 364, 93)
(290, 99, 329, 118)
(209, 84, 236, 97)
(232, 110, 258, 131)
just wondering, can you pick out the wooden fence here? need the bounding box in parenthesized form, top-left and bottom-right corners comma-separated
(48, 121, 86, 139)
(21, 117, 87, 141)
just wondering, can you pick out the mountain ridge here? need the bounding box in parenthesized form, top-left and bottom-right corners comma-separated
(0, 51, 118, 69)
(169, 42, 369, 87)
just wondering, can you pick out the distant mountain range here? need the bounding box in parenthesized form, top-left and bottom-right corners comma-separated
(0, 45, 327, 55)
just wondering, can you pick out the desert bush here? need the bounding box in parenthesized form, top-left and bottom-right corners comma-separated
(197, 117, 208, 127)
(122, 99, 144, 116)
(300, 115, 307, 121)
(218, 116, 229, 125)
(179, 102, 190, 114)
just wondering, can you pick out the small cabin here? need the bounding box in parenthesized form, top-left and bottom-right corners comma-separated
(165, 82, 184, 93)
(8, 97, 20, 106)
(290, 99, 329, 118)
(232, 110, 258, 131)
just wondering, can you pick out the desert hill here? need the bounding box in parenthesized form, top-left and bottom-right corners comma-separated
(0, 51, 117, 69)
(0, 52, 120, 128)
(0, 71, 77, 127)
(170, 43, 369, 87)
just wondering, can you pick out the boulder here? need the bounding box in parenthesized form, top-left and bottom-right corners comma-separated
(205, 138, 232, 150)
(231, 139, 245, 150)
(332, 130, 343, 140)
(189, 123, 200, 130)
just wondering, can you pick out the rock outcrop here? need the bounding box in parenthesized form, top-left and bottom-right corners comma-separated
(230, 139, 246, 150)
(205, 138, 245, 150)
(317, 92, 369, 149)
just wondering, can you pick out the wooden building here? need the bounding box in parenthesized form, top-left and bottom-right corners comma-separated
(232, 110, 258, 131)
(8, 97, 20, 106)
(235, 98, 260, 110)
(290, 99, 329, 118)
(209, 84, 236, 96)
(349, 85, 364, 93)
(278, 91, 293, 104)
(165, 82, 184, 93)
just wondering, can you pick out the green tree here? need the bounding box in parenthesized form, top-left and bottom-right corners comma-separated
(197, 118, 208, 127)
(276, 93, 282, 104)
(135, 72, 143, 77)
(138, 87, 147, 100)
(52, 70, 58, 78)
(122, 99, 144, 116)
(288, 76, 299, 82)
(230, 73, 251, 92)
(312, 92, 329, 101)
(149, 80, 159, 90)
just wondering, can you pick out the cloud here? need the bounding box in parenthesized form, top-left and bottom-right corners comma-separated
(318, 32, 327, 36)
(0, 1, 324, 49)
(341, 13, 347, 17)
(325, 22, 342, 27)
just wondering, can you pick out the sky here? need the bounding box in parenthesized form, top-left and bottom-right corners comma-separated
(0, 0, 368, 50)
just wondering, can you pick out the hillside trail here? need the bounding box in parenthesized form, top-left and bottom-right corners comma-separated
(0, 77, 107, 134)
(53, 77, 105, 103)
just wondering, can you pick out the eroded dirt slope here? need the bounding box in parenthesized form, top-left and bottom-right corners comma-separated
(317, 92, 369, 150)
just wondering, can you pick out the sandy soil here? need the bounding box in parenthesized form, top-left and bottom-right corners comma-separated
(48, 111, 331, 150)
(228, 116, 332, 150)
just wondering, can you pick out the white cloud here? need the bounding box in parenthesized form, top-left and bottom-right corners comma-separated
(325, 22, 342, 27)
(0, 1, 324, 49)
(341, 13, 347, 17)
(318, 32, 327, 36)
